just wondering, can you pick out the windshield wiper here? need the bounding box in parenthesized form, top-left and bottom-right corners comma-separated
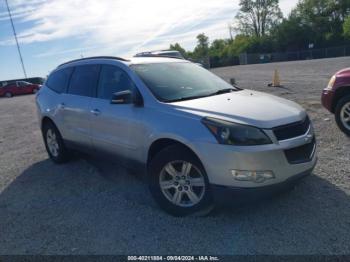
(208, 88, 236, 96)
(164, 88, 238, 103)
(164, 94, 211, 103)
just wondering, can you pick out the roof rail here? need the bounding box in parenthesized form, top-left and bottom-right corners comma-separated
(58, 56, 129, 67)
(135, 49, 173, 55)
(133, 54, 185, 60)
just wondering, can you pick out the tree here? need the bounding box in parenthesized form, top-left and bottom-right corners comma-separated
(235, 0, 283, 37)
(193, 33, 209, 58)
(208, 39, 231, 67)
(226, 35, 252, 55)
(209, 39, 229, 57)
(344, 16, 350, 39)
(169, 43, 187, 57)
(272, 16, 311, 51)
(291, 0, 350, 46)
(169, 0, 350, 68)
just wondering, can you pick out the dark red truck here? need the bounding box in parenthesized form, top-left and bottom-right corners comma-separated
(0, 81, 41, 98)
(322, 68, 350, 136)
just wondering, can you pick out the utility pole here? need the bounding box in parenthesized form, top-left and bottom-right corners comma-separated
(5, 0, 27, 78)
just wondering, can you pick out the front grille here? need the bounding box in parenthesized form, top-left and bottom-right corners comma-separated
(284, 138, 316, 164)
(273, 116, 310, 141)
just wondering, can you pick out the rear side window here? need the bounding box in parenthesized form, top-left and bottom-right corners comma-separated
(97, 65, 135, 100)
(68, 65, 100, 97)
(47, 67, 73, 93)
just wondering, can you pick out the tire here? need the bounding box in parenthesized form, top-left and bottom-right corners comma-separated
(148, 144, 213, 216)
(4, 92, 12, 98)
(33, 88, 38, 94)
(42, 121, 70, 163)
(335, 95, 350, 136)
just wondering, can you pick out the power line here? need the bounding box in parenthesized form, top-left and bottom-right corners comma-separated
(5, 0, 27, 78)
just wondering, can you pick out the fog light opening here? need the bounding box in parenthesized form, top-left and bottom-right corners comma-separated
(231, 170, 275, 183)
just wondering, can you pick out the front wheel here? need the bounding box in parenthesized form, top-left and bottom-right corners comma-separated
(148, 145, 213, 216)
(335, 95, 350, 136)
(4, 92, 12, 98)
(32, 88, 38, 94)
(43, 121, 70, 163)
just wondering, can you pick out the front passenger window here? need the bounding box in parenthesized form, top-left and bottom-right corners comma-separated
(98, 65, 135, 100)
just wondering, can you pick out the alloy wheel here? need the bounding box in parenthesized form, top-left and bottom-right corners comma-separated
(340, 102, 350, 130)
(46, 129, 59, 157)
(159, 160, 206, 207)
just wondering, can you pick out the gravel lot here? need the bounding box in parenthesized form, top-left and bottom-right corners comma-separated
(0, 57, 349, 255)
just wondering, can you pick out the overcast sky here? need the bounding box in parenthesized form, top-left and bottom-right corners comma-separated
(0, 0, 298, 79)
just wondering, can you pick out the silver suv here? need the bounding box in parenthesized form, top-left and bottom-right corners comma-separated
(36, 56, 317, 216)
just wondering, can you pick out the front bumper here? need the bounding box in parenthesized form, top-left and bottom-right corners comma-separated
(194, 124, 317, 189)
(321, 89, 335, 113)
(210, 163, 315, 204)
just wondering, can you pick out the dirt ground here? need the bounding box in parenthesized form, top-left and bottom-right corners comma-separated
(0, 57, 349, 255)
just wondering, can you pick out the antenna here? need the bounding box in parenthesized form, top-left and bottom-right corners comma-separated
(5, 0, 27, 78)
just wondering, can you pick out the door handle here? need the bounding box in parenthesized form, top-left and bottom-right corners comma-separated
(90, 109, 101, 116)
(58, 103, 65, 109)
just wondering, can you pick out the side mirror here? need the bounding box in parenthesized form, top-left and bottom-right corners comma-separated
(111, 90, 132, 104)
(111, 90, 143, 107)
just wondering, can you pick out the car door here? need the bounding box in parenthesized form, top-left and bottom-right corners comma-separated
(90, 64, 145, 162)
(23, 82, 33, 94)
(59, 64, 100, 149)
(15, 82, 22, 94)
(44, 67, 72, 138)
(17, 81, 27, 94)
(13, 82, 21, 95)
(18, 81, 30, 94)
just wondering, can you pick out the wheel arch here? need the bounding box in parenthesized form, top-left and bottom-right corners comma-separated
(41, 116, 58, 131)
(332, 86, 350, 112)
(147, 138, 203, 168)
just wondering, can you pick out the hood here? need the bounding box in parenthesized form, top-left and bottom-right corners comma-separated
(170, 90, 306, 129)
(336, 68, 350, 77)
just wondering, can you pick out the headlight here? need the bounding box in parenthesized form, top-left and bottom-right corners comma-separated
(325, 75, 336, 90)
(201, 117, 272, 146)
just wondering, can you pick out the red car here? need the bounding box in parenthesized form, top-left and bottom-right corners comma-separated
(322, 68, 350, 136)
(0, 81, 41, 98)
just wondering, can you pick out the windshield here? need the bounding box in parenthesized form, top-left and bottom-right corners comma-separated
(131, 62, 237, 102)
(19, 81, 31, 85)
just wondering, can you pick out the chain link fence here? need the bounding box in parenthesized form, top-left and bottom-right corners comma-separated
(239, 45, 350, 65)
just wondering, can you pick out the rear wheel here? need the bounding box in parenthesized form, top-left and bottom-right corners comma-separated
(335, 95, 350, 136)
(4, 92, 12, 98)
(43, 121, 70, 163)
(148, 145, 213, 216)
